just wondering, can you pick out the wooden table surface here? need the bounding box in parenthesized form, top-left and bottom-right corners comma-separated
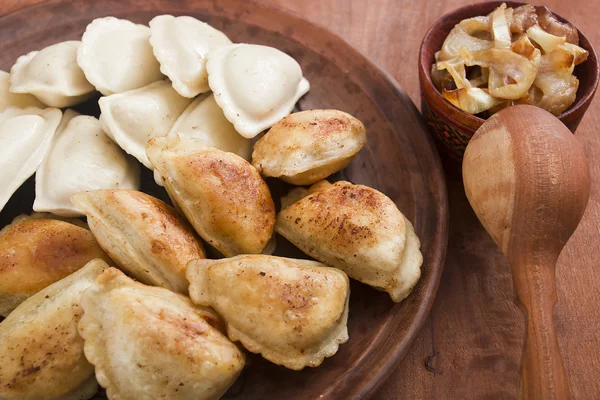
(2, 0, 599, 398)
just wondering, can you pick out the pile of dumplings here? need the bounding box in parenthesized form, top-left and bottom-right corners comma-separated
(0, 14, 423, 400)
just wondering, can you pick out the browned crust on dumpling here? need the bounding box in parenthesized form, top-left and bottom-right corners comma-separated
(275, 180, 422, 302)
(278, 181, 396, 252)
(70, 189, 205, 293)
(103, 189, 205, 261)
(186, 255, 349, 370)
(0, 259, 109, 400)
(252, 110, 366, 185)
(147, 134, 276, 257)
(188, 150, 275, 251)
(78, 267, 244, 400)
(0, 216, 110, 313)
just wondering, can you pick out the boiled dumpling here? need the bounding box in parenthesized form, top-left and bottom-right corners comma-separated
(169, 93, 252, 159)
(79, 267, 245, 400)
(187, 255, 350, 370)
(153, 93, 252, 185)
(206, 43, 310, 138)
(99, 80, 192, 168)
(146, 133, 275, 256)
(78, 17, 164, 95)
(98, 112, 114, 141)
(0, 213, 110, 316)
(9, 41, 95, 107)
(0, 106, 61, 213)
(149, 15, 232, 98)
(51, 106, 78, 134)
(252, 109, 367, 185)
(0, 70, 45, 110)
(0, 259, 109, 400)
(71, 189, 205, 293)
(34, 110, 140, 216)
(275, 180, 423, 302)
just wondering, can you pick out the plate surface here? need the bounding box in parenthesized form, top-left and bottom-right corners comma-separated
(0, 0, 448, 398)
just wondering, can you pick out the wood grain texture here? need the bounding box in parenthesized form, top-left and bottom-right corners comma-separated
(1, 0, 599, 399)
(463, 105, 591, 400)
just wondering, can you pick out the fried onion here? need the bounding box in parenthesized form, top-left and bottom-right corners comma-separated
(431, 2, 588, 116)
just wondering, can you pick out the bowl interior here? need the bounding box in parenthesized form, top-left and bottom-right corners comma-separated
(0, 0, 448, 399)
(419, 0, 600, 126)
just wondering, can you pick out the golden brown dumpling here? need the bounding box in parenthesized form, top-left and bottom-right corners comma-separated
(0, 213, 110, 316)
(275, 180, 423, 302)
(71, 189, 205, 293)
(146, 133, 275, 256)
(252, 110, 366, 185)
(79, 267, 245, 400)
(0, 259, 109, 400)
(187, 255, 350, 370)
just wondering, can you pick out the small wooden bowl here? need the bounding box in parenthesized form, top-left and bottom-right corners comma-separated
(419, 1, 600, 160)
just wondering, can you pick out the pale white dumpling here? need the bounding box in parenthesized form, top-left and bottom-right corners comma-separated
(78, 17, 164, 95)
(9, 41, 95, 107)
(98, 113, 113, 141)
(33, 110, 140, 217)
(99, 80, 192, 168)
(0, 107, 61, 213)
(206, 44, 310, 138)
(170, 93, 252, 159)
(149, 15, 232, 98)
(0, 70, 45, 111)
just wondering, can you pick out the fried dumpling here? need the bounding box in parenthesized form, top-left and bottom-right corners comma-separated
(79, 267, 245, 400)
(0, 213, 110, 316)
(71, 189, 205, 293)
(78, 17, 164, 95)
(0, 70, 45, 111)
(187, 255, 349, 370)
(252, 109, 367, 185)
(0, 106, 61, 213)
(146, 133, 275, 256)
(206, 43, 310, 138)
(276, 180, 423, 302)
(99, 80, 192, 168)
(0, 259, 109, 400)
(34, 111, 140, 217)
(149, 15, 232, 98)
(9, 41, 95, 107)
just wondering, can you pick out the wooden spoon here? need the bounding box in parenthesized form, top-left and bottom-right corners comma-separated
(462, 105, 590, 400)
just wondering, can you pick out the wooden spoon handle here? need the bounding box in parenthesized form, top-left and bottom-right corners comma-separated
(512, 261, 570, 400)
